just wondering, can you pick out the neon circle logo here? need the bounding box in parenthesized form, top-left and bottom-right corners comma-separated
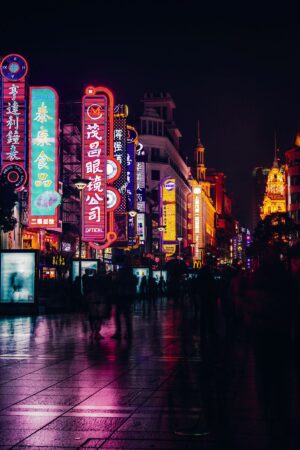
(87, 103, 103, 120)
(164, 180, 175, 191)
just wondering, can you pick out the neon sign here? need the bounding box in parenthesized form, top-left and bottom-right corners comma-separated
(0, 54, 28, 190)
(82, 86, 120, 246)
(127, 125, 137, 244)
(29, 87, 60, 228)
(193, 186, 201, 259)
(161, 177, 176, 255)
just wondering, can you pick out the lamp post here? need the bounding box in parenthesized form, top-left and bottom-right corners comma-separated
(128, 209, 137, 257)
(72, 177, 90, 293)
(177, 236, 183, 259)
(157, 225, 166, 277)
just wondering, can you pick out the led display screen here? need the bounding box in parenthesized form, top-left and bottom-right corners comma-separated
(0, 252, 35, 303)
(72, 260, 98, 281)
(152, 270, 167, 284)
(132, 267, 149, 294)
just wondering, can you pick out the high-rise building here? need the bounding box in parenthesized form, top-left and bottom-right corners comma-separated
(138, 92, 191, 254)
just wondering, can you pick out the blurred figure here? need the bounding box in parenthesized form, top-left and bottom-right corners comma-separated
(112, 267, 136, 340)
(197, 265, 218, 347)
(86, 272, 110, 339)
(242, 246, 295, 450)
(140, 274, 147, 299)
(158, 275, 166, 297)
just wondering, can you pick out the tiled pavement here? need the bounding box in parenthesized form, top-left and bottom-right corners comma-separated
(0, 299, 299, 449)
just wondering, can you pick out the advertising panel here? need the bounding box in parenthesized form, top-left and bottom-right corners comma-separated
(152, 270, 167, 284)
(136, 143, 146, 213)
(29, 87, 60, 228)
(132, 267, 149, 294)
(193, 186, 201, 260)
(127, 126, 137, 243)
(0, 252, 35, 303)
(113, 110, 127, 212)
(137, 213, 145, 243)
(72, 260, 98, 281)
(161, 177, 176, 255)
(82, 90, 109, 241)
(1, 54, 28, 190)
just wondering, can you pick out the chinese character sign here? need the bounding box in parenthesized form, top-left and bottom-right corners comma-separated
(82, 92, 109, 241)
(161, 178, 176, 250)
(136, 143, 146, 213)
(193, 187, 202, 259)
(113, 114, 127, 212)
(1, 54, 28, 180)
(29, 87, 60, 228)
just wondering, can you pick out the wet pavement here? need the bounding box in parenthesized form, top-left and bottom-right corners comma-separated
(0, 297, 299, 449)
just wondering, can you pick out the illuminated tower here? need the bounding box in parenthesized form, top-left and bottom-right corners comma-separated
(260, 149, 286, 220)
(194, 122, 206, 181)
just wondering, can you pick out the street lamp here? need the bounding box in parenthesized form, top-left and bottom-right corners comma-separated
(157, 225, 166, 277)
(72, 177, 90, 293)
(128, 209, 138, 254)
(177, 236, 183, 259)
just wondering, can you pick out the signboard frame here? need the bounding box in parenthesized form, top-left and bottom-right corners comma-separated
(0, 249, 38, 313)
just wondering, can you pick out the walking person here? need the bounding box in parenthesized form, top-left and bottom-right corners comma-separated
(87, 273, 110, 339)
(111, 266, 136, 340)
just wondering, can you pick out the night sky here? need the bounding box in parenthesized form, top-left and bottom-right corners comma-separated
(1, 2, 300, 227)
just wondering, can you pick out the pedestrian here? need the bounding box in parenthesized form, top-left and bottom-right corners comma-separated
(112, 266, 136, 340)
(87, 273, 110, 339)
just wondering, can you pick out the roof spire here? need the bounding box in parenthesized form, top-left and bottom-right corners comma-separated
(197, 120, 201, 146)
(273, 131, 279, 167)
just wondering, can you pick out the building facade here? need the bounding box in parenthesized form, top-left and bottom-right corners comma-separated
(138, 93, 191, 255)
(285, 136, 300, 223)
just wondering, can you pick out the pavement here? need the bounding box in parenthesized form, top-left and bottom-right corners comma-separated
(0, 297, 299, 449)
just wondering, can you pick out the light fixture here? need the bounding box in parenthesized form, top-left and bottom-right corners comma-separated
(157, 225, 166, 232)
(128, 210, 137, 218)
(177, 236, 183, 242)
(72, 177, 90, 191)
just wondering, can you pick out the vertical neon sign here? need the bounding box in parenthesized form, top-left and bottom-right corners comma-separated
(161, 177, 177, 255)
(29, 87, 60, 228)
(127, 126, 137, 244)
(82, 86, 120, 246)
(1, 54, 28, 190)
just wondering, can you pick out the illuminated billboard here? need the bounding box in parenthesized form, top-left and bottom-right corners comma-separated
(137, 213, 145, 243)
(0, 251, 36, 303)
(0, 54, 28, 190)
(113, 106, 127, 212)
(136, 143, 146, 213)
(127, 126, 137, 244)
(82, 89, 109, 241)
(29, 87, 60, 228)
(193, 186, 202, 260)
(82, 86, 120, 247)
(113, 106, 127, 242)
(72, 259, 98, 281)
(132, 267, 149, 294)
(161, 177, 176, 255)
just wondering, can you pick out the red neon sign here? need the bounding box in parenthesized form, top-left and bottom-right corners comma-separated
(82, 86, 120, 244)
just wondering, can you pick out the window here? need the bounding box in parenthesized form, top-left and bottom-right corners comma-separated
(291, 175, 300, 186)
(151, 148, 160, 161)
(291, 192, 300, 204)
(151, 170, 160, 181)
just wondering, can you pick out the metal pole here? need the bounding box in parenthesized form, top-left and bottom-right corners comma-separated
(78, 190, 82, 295)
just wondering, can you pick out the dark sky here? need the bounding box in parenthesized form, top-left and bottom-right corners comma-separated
(1, 1, 300, 226)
